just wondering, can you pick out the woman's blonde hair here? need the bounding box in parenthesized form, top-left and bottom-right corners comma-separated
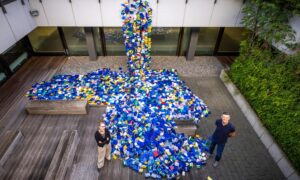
(98, 120, 106, 127)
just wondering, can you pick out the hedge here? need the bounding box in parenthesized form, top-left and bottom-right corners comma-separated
(228, 42, 300, 172)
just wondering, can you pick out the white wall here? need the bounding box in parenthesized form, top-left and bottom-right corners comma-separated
(72, 0, 103, 26)
(25, 0, 245, 27)
(183, 0, 215, 27)
(0, 10, 16, 53)
(156, 0, 186, 27)
(100, 0, 123, 26)
(28, 0, 49, 26)
(42, 0, 76, 26)
(209, 0, 244, 27)
(4, 0, 35, 40)
(0, 0, 36, 54)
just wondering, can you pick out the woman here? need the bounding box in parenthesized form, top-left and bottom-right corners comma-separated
(95, 121, 111, 171)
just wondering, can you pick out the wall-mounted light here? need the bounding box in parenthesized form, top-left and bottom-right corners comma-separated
(30, 10, 39, 17)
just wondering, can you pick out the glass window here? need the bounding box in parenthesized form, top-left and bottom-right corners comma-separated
(28, 27, 64, 53)
(1, 42, 28, 72)
(104, 27, 125, 56)
(218, 27, 249, 53)
(62, 27, 89, 55)
(151, 28, 180, 56)
(196, 27, 219, 56)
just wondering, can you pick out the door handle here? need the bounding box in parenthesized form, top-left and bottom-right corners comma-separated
(69, 0, 71, 3)
(157, 0, 159, 4)
(99, 0, 100, 3)
(185, 0, 188, 4)
(21, 0, 25, 5)
(214, 0, 217, 4)
(39, 0, 42, 3)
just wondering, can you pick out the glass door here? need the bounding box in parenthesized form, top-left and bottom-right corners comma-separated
(151, 27, 180, 56)
(62, 27, 89, 55)
(103, 27, 125, 56)
(218, 27, 249, 53)
(195, 27, 219, 56)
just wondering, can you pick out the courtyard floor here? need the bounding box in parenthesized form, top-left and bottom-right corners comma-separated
(0, 56, 284, 179)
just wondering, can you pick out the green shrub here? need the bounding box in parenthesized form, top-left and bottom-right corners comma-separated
(229, 42, 300, 171)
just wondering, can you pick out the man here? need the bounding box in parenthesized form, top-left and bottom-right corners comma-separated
(208, 112, 236, 167)
(95, 121, 111, 171)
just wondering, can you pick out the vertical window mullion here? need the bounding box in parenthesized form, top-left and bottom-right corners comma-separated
(213, 27, 225, 56)
(99, 27, 107, 56)
(57, 27, 69, 56)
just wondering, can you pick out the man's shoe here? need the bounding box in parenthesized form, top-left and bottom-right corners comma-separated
(213, 161, 219, 168)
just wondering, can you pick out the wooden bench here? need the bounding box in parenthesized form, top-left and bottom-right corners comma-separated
(45, 130, 80, 180)
(0, 130, 24, 167)
(26, 100, 88, 115)
(174, 120, 198, 136)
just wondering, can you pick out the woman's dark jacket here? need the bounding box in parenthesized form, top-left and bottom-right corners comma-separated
(95, 129, 111, 147)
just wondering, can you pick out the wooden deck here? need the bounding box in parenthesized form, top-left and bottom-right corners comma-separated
(0, 57, 205, 179)
(0, 56, 284, 180)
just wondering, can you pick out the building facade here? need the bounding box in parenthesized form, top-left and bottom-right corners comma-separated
(0, 0, 299, 85)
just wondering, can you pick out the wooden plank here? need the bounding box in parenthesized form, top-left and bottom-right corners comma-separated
(45, 130, 79, 180)
(26, 100, 88, 115)
(45, 130, 71, 180)
(0, 131, 24, 167)
(56, 130, 79, 180)
(0, 56, 67, 135)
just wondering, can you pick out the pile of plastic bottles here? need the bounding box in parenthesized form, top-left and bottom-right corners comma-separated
(121, 0, 152, 74)
(26, 67, 210, 178)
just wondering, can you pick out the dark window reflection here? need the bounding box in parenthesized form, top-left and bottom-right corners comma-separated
(152, 27, 180, 56)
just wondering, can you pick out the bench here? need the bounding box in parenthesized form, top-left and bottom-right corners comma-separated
(45, 130, 80, 180)
(0, 130, 24, 167)
(174, 120, 198, 136)
(26, 100, 88, 115)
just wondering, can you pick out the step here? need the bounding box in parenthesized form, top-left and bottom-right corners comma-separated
(45, 130, 80, 180)
(0, 130, 23, 167)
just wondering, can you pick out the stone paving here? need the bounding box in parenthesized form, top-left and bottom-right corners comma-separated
(57, 56, 223, 77)
(58, 56, 285, 180)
